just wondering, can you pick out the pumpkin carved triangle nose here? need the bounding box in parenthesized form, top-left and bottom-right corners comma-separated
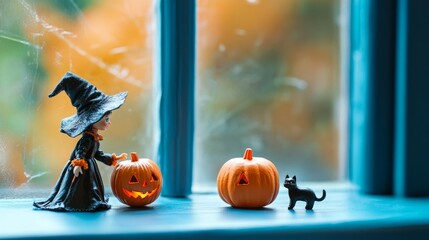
(129, 175, 138, 184)
(238, 172, 249, 185)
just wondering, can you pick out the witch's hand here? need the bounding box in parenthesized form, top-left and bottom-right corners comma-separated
(73, 166, 83, 177)
(112, 153, 128, 166)
(116, 153, 128, 160)
(113, 153, 127, 161)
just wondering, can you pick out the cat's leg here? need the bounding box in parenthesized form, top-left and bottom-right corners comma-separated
(288, 200, 296, 210)
(305, 200, 314, 210)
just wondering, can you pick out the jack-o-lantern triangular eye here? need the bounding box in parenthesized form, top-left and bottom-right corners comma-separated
(237, 172, 249, 185)
(129, 174, 139, 184)
(150, 172, 158, 182)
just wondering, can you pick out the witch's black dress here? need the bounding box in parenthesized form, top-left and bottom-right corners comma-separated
(33, 132, 113, 212)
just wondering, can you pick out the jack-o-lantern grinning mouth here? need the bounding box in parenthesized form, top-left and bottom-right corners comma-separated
(111, 152, 163, 207)
(122, 186, 160, 199)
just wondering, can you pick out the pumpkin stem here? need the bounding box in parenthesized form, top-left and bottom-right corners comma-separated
(131, 152, 139, 162)
(243, 148, 253, 160)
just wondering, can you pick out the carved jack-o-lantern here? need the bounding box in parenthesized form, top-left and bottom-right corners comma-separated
(111, 152, 163, 207)
(217, 148, 280, 208)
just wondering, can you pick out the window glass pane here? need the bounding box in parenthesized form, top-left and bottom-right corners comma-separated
(195, 0, 343, 189)
(0, 0, 154, 196)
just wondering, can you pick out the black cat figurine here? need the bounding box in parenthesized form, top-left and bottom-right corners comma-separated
(283, 175, 326, 210)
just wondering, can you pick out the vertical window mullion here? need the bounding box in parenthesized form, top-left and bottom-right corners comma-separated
(349, 0, 396, 195)
(394, 0, 429, 197)
(156, 0, 196, 197)
(351, 0, 429, 197)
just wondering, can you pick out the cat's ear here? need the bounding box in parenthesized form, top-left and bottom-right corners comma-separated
(286, 175, 289, 179)
(293, 175, 296, 180)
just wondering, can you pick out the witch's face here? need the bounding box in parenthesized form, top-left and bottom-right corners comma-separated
(93, 113, 111, 131)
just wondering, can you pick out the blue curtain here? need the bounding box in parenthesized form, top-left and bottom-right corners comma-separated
(350, 0, 429, 197)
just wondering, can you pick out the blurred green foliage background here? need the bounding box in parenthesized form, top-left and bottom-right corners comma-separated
(195, 0, 342, 187)
(0, 0, 342, 192)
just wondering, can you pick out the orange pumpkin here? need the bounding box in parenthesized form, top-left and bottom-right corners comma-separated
(217, 148, 279, 208)
(111, 152, 162, 207)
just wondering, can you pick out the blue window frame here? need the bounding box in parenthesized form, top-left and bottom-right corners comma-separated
(3, 0, 428, 199)
(158, 0, 429, 197)
(2, 1, 429, 239)
(349, 0, 429, 197)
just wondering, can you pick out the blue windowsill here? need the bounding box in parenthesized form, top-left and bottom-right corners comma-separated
(1, 184, 429, 239)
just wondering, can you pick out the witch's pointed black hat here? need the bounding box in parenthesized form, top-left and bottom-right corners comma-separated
(49, 72, 128, 138)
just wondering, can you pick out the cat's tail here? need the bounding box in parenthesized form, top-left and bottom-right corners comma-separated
(315, 190, 326, 202)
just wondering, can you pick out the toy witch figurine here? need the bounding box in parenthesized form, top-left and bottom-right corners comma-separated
(33, 72, 128, 212)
